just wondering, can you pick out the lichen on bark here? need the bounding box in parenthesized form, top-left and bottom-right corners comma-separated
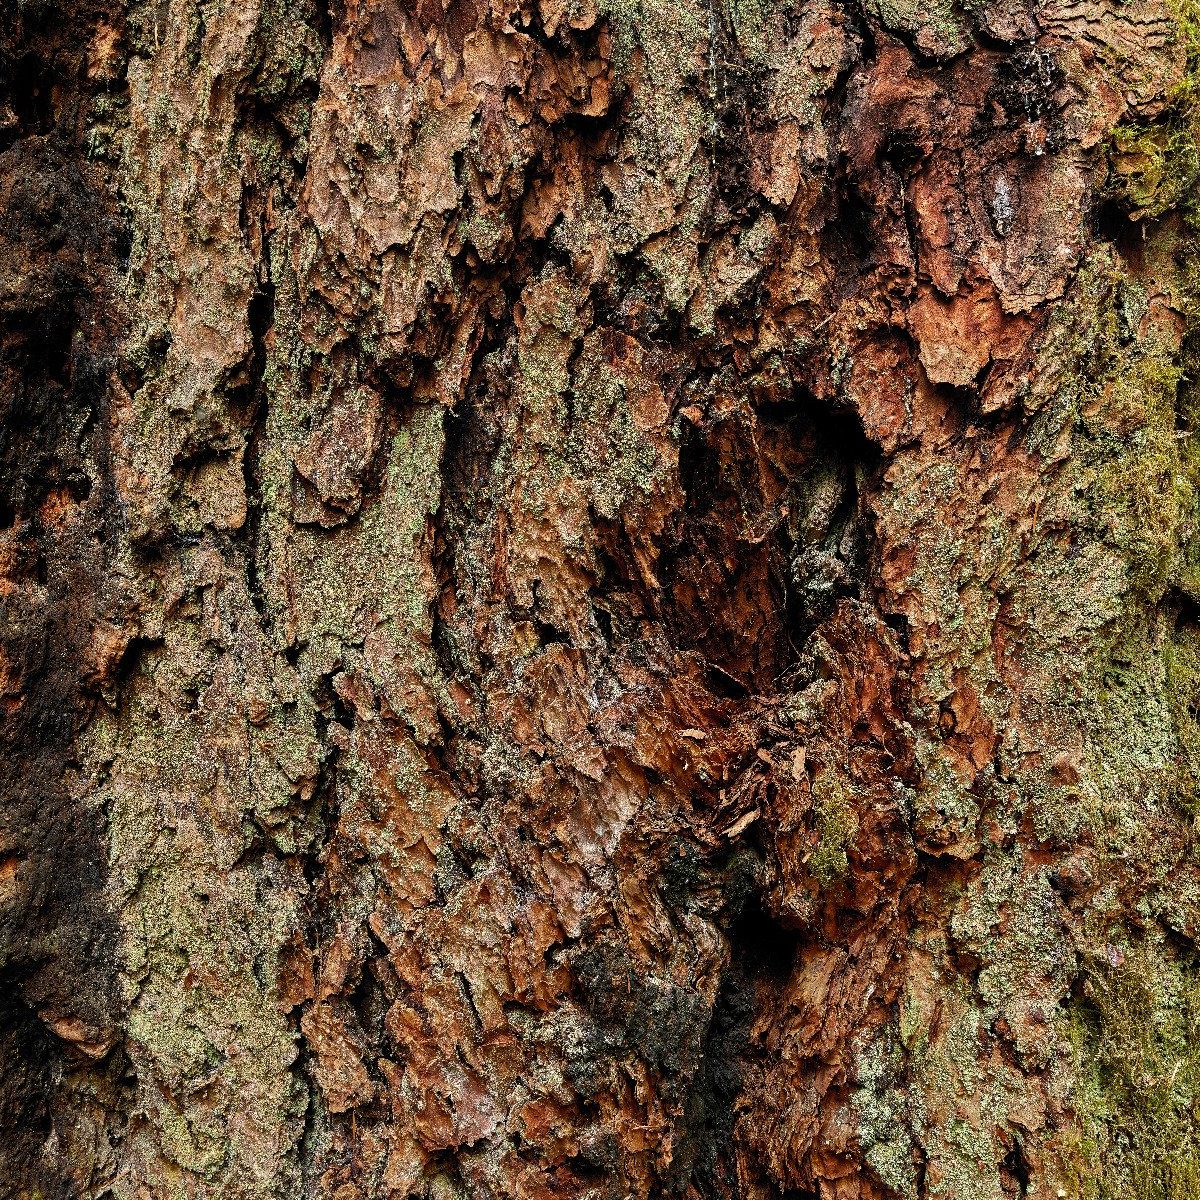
(4, 0, 1200, 1196)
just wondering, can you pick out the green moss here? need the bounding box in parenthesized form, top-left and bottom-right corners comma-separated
(1108, 0, 1200, 223)
(1087, 337, 1190, 597)
(1165, 618, 1200, 817)
(1066, 943, 1200, 1200)
(809, 770, 858, 885)
(1110, 124, 1200, 223)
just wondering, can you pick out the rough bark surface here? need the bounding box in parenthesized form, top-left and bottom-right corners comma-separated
(4, 0, 1200, 1196)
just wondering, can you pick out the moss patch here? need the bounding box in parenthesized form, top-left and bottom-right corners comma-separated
(1108, 0, 1200, 222)
(1066, 942, 1200, 1200)
(809, 769, 858, 886)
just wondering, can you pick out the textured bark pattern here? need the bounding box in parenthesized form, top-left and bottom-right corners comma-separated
(3, 0, 1200, 1197)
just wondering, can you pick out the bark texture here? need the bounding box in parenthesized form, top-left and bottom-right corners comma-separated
(4, 0, 1200, 1196)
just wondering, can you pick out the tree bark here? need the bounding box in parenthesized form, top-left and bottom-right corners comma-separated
(3, 0, 1200, 1196)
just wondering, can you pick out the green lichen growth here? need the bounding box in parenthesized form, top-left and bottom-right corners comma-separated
(861, 0, 968, 59)
(1066, 943, 1200, 1200)
(854, 1034, 919, 1198)
(856, 973, 1035, 1200)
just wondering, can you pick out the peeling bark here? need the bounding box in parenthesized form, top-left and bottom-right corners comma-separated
(4, 0, 1200, 1197)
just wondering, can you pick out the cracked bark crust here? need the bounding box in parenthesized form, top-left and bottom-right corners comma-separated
(4, 0, 1200, 1197)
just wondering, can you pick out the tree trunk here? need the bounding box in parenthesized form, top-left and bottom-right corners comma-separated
(3, 0, 1200, 1196)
